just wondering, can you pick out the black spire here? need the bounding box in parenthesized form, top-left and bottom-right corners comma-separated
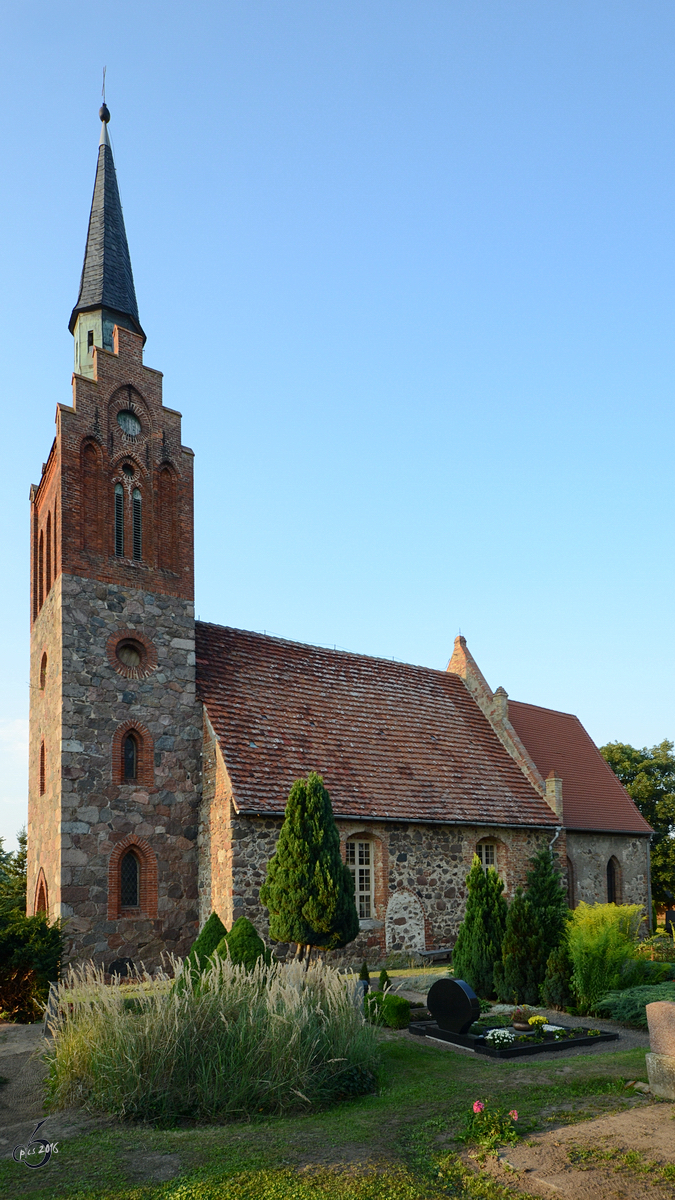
(69, 106, 145, 342)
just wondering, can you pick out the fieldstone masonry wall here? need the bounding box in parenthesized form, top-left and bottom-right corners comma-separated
(566, 831, 649, 908)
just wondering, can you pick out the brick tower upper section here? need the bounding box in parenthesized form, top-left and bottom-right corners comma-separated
(30, 324, 194, 616)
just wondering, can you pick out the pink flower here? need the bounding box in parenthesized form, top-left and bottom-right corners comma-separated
(509, 1110, 518, 1121)
(473, 1101, 485, 1114)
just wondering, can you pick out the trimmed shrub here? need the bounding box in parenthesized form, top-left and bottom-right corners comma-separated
(185, 913, 227, 974)
(381, 994, 410, 1029)
(379, 969, 391, 992)
(597, 981, 675, 1029)
(359, 962, 370, 985)
(213, 917, 271, 971)
(524, 848, 569, 964)
(453, 857, 507, 997)
(45, 957, 379, 1123)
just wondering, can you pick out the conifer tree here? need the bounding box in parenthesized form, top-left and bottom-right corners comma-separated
(260, 772, 359, 956)
(494, 887, 542, 1005)
(524, 846, 569, 964)
(453, 856, 508, 997)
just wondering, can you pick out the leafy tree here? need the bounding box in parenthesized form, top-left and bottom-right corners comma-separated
(453, 856, 508, 997)
(494, 887, 542, 1005)
(600, 740, 675, 906)
(0, 828, 62, 1021)
(260, 773, 359, 956)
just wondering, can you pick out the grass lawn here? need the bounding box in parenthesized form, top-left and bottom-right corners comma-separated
(1, 1034, 651, 1200)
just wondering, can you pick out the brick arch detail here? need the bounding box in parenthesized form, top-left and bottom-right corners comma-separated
(112, 719, 155, 788)
(108, 835, 158, 919)
(34, 868, 48, 915)
(106, 628, 158, 679)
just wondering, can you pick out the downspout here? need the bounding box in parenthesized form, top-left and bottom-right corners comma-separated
(548, 826, 563, 852)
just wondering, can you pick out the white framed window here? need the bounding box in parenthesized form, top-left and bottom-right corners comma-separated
(346, 839, 373, 919)
(476, 842, 498, 871)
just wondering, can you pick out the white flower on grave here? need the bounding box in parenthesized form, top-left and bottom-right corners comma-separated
(485, 1027, 515, 1046)
(542, 1024, 564, 1032)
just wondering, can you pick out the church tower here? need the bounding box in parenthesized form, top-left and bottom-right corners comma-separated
(27, 106, 202, 969)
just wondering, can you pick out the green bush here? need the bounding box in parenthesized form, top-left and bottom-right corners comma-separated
(541, 938, 574, 1010)
(185, 913, 227, 974)
(494, 888, 541, 1005)
(364, 989, 384, 1024)
(568, 903, 645, 1014)
(45, 957, 379, 1123)
(596, 981, 675, 1028)
(213, 917, 271, 971)
(359, 961, 370, 984)
(0, 829, 63, 1022)
(378, 969, 391, 991)
(381, 994, 411, 1029)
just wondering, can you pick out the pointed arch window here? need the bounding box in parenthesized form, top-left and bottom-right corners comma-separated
(122, 731, 138, 781)
(114, 484, 124, 556)
(120, 851, 140, 907)
(39, 740, 46, 796)
(132, 489, 142, 560)
(607, 856, 622, 905)
(35, 871, 48, 915)
(566, 856, 575, 908)
(40, 652, 47, 690)
(45, 512, 52, 594)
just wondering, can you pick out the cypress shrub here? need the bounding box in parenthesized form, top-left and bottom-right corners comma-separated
(379, 968, 391, 992)
(182, 912, 227, 986)
(359, 961, 370, 985)
(260, 773, 359, 955)
(541, 938, 574, 1009)
(524, 847, 569, 964)
(453, 856, 507, 997)
(494, 888, 542, 1005)
(213, 917, 271, 971)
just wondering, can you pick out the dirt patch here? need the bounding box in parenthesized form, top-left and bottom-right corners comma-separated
(473, 1103, 675, 1198)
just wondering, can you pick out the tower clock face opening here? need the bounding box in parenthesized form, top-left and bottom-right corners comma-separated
(117, 410, 141, 436)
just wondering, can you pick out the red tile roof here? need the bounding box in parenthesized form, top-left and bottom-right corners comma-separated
(195, 623, 558, 828)
(507, 700, 652, 835)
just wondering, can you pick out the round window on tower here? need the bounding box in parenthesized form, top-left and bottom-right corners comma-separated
(116, 639, 144, 670)
(117, 410, 141, 437)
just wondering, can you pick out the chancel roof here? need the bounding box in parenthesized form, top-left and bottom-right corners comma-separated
(507, 700, 652, 835)
(195, 623, 558, 828)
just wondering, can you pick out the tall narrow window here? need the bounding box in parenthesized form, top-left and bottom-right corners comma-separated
(82, 443, 100, 553)
(607, 857, 621, 905)
(53, 498, 57, 579)
(45, 512, 52, 593)
(40, 652, 47, 690)
(566, 856, 575, 908)
(39, 741, 46, 796)
(114, 484, 124, 557)
(122, 732, 138, 781)
(132, 489, 142, 561)
(120, 852, 139, 907)
(476, 842, 498, 872)
(35, 876, 48, 914)
(346, 840, 373, 919)
(38, 531, 44, 611)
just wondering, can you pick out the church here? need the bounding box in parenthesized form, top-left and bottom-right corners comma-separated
(27, 107, 652, 971)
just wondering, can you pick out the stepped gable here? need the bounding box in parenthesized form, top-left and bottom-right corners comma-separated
(195, 622, 558, 827)
(508, 700, 652, 835)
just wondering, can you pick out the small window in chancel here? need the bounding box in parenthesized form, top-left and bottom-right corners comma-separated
(346, 840, 373, 919)
(607, 856, 621, 905)
(120, 852, 139, 907)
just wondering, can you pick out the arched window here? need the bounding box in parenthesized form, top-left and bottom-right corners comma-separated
(122, 732, 138, 781)
(476, 841, 498, 872)
(114, 483, 124, 557)
(132, 489, 142, 560)
(120, 851, 139, 907)
(346, 838, 373, 919)
(53, 498, 57, 578)
(39, 740, 46, 796)
(158, 467, 176, 571)
(38, 530, 44, 611)
(82, 443, 100, 553)
(607, 856, 621, 904)
(566, 856, 575, 908)
(45, 512, 52, 593)
(39, 652, 47, 690)
(35, 873, 48, 914)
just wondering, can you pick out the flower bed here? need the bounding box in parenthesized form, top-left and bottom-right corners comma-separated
(408, 1017, 617, 1057)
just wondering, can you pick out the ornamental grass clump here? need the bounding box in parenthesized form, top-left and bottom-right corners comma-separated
(45, 956, 379, 1124)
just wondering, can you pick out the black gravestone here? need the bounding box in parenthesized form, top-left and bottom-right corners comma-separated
(427, 978, 480, 1035)
(665, 911, 675, 937)
(108, 957, 135, 979)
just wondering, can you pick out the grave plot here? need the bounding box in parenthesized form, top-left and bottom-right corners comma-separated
(408, 978, 619, 1058)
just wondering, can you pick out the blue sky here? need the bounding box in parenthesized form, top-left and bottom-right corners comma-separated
(2, 2, 675, 849)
